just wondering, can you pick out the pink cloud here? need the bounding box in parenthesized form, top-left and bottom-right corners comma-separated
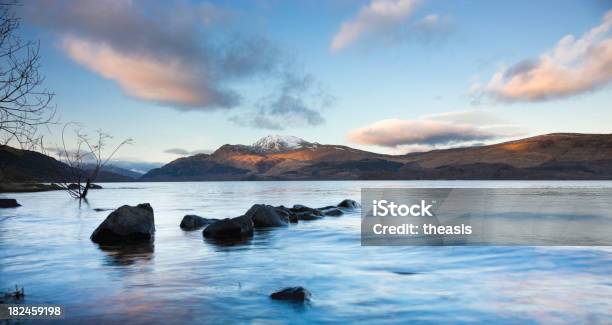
(63, 37, 233, 108)
(347, 110, 525, 148)
(478, 10, 612, 102)
(330, 0, 419, 52)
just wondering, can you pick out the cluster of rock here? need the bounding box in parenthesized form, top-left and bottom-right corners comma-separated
(88, 199, 359, 244)
(185, 199, 360, 240)
(88, 199, 359, 303)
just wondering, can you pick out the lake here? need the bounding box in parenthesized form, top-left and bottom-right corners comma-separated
(1, 181, 612, 324)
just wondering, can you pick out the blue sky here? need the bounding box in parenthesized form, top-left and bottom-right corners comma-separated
(16, 0, 612, 163)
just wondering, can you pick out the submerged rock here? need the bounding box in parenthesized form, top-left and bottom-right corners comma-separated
(318, 205, 343, 216)
(90, 203, 155, 244)
(246, 204, 289, 227)
(2, 286, 25, 302)
(338, 199, 360, 210)
(0, 198, 20, 208)
(67, 183, 102, 190)
(202, 215, 253, 240)
(290, 205, 323, 220)
(270, 287, 311, 302)
(180, 214, 218, 230)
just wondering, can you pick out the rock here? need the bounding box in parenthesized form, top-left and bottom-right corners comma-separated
(67, 183, 80, 190)
(274, 206, 299, 223)
(289, 205, 310, 212)
(270, 287, 311, 302)
(246, 204, 289, 227)
(67, 183, 102, 190)
(0, 198, 20, 208)
(180, 214, 218, 230)
(202, 215, 253, 240)
(90, 203, 155, 244)
(338, 199, 360, 210)
(290, 205, 323, 220)
(318, 206, 343, 216)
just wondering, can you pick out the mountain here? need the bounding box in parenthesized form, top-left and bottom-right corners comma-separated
(4, 133, 612, 183)
(83, 163, 144, 179)
(141, 133, 612, 181)
(0, 145, 136, 183)
(103, 160, 164, 175)
(140, 153, 250, 181)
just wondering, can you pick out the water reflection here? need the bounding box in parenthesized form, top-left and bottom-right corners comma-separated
(97, 242, 155, 266)
(203, 236, 252, 248)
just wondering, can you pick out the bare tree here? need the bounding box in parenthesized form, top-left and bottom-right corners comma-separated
(55, 123, 132, 200)
(0, 2, 55, 149)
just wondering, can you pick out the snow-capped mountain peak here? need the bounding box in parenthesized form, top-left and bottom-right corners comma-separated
(252, 135, 311, 153)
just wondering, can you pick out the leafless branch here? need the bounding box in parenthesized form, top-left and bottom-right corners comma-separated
(0, 2, 55, 149)
(52, 123, 132, 200)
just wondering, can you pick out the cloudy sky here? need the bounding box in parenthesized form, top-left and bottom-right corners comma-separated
(16, 0, 612, 163)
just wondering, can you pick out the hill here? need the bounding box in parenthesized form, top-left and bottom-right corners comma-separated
(0, 145, 136, 183)
(141, 133, 612, 181)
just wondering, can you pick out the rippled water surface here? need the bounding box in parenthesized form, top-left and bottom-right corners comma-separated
(1, 181, 612, 324)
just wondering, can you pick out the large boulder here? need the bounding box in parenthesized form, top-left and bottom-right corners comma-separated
(180, 215, 218, 230)
(338, 199, 360, 210)
(290, 205, 323, 221)
(246, 204, 289, 227)
(0, 198, 20, 208)
(270, 287, 311, 302)
(90, 203, 155, 244)
(202, 215, 253, 240)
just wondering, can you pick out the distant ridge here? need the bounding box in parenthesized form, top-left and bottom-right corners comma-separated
(3, 134, 612, 182)
(141, 133, 612, 181)
(0, 145, 136, 182)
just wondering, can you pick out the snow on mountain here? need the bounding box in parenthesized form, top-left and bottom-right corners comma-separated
(251, 135, 311, 153)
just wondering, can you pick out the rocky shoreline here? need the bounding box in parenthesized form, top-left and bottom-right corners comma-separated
(0, 183, 103, 193)
(0, 184, 104, 209)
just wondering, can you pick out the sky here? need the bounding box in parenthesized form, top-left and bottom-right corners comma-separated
(13, 0, 612, 164)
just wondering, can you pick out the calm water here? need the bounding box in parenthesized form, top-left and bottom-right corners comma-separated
(1, 181, 612, 324)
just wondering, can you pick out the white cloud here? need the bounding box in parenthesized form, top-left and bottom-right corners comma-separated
(421, 110, 508, 125)
(476, 10, 612, 103)
(164, 148, 212, 156)
(330, 0, 420, 52)
(347, 110, 525, 149)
